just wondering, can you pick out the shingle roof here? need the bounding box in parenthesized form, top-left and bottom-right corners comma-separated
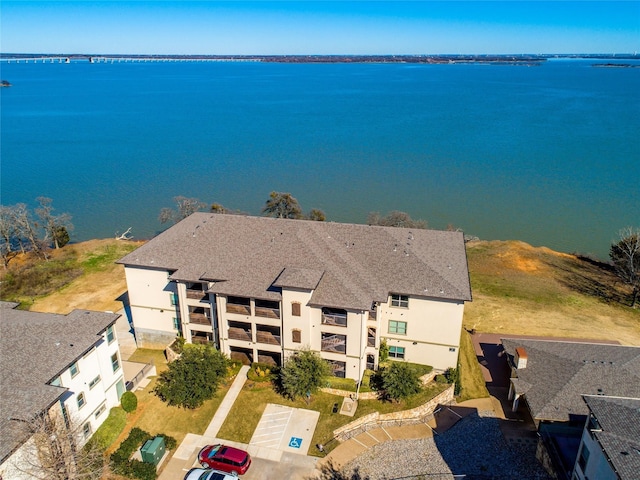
(583, 396, 640, 480)
(501, 339, 640, 422)
(0, 303, 119, 463)
(117, 214, 472, 310)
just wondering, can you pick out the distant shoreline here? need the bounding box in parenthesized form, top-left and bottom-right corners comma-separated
(1, 53, 639, 65)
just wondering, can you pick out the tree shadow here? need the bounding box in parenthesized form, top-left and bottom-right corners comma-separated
(540, 254, 628, 305)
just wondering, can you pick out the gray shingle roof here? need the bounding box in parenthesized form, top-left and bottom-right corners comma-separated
(0, 303, 119, 464)
(117, 214, 472, 310)
(501, 339, 640, 423)
(583, 396, 640, 480)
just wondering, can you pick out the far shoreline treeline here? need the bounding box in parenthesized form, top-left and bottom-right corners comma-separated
(1, 53, 639, 65)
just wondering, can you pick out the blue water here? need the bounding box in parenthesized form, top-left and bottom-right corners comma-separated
(1, 59, 639, 259)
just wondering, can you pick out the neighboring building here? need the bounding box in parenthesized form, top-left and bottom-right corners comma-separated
(501, 339, 640, 480)
(0, 302, 125, 479)
(572, 396, 640, 480)
(118, 214, 472, 380)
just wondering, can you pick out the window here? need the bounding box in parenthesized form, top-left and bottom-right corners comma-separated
(106, 325, 115, 344)
(389, 346, 405, 359)
(291, 302, 301, 317)
(390, 294, 409, 308)
(388, 320, 407, 335)
(170, 292, 178, 305)
(111, 353, 120, 373)
(321, 333, 347, 354)
(578, 444, 590, 473)
(82, 422, 92, 439)
(70, 361, 80, 378)
(77, 392, 86, 409)
(292, 329, 301, 343)
(173, 317, 181, 330)
(95, 403, 107, 419)
(89, 375, 101, 389)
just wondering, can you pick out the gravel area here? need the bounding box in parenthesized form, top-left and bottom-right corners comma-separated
(341, 411, 551, 480)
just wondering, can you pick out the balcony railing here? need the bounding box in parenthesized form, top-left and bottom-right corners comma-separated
(255, 306, 280, 319)
(189, 313, 211, 325)
(191, 336, 213, 345)
(228, 327, 252, 342)
(256, 330, 281, 346)
(321, 335, 346, 354)
(186, 289, 207, 300)
(227, 303, 251, 315)
(322, 313, 347, 327)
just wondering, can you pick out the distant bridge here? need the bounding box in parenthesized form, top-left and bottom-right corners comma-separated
(0, 55, 262, 64)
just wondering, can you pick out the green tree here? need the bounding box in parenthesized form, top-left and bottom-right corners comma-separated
(262, 192, 303, 219)
(610, 226, 640, 308)
(367, 211, 427, 229)
(307, 208, 326, 221)
(154, 344, 228, 408)
(279, 348, 331, 401)
(380, 361, 421, 402)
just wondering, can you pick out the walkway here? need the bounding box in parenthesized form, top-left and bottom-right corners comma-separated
(203, 365, 250, 438)
(320, 397, 495, 469)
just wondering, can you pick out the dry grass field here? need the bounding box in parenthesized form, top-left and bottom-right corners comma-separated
(464, 240, 640, 345)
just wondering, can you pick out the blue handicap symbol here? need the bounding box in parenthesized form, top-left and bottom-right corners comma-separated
(288, 437, 303, 449)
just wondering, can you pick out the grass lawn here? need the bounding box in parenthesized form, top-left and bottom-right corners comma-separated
(457, 330, 489, 402)
(217, 379, 450, 456)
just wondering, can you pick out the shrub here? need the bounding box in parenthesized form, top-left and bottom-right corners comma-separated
(121, 391, 138, 413)
(435, 374, 449, 384)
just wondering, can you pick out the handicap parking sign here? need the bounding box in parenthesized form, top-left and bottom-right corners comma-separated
(288, 437, 303, 449)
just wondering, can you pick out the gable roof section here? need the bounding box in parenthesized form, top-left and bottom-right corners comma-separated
(582, 396, 640, 480)
(501, 339, 640, 423)
(0, 303, 119, 464)
(117, 214, 472, 310)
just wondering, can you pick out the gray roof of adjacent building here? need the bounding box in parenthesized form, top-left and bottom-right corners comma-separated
(501, 339, 640, 423)
(117, 213, 472, 310)
(582, 395, 640, 480)
(0, 302, 119, 464)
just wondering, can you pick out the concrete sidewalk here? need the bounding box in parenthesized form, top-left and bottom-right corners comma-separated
(203, 365, 250, 438)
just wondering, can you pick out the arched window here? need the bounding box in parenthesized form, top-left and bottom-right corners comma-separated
(292, 329, 301, 343)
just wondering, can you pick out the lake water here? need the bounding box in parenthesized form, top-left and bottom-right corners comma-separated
(1, 59, 638, 260)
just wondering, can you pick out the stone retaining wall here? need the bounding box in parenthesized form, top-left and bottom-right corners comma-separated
(333, 385, 455, 441)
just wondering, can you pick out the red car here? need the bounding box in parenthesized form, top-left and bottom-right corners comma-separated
(198, 444, 251, 475)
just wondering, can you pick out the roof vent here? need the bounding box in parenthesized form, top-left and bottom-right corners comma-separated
(515, 347, 528, 369)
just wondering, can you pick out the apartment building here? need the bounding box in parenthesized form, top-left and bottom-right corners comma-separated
(0, 302, 125, 479)
(118, 214, 472, 380)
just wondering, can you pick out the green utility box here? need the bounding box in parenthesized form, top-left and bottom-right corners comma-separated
(140, 436, 165, 466)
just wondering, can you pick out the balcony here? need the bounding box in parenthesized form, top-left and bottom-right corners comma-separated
(228, 327, 252, 342)
(189, 312, 211, 325)
(186, 289, 208, 300)
(255, 300, 280, 319)
(226, 303, 251, 315)
(367, 328, 376, 347)
(256, 325, 281, 346)
(321, 334, 346, 354)
(321, 308, 347, 327)
(228, 321, 252, 342)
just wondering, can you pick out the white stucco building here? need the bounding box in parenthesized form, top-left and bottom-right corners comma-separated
(118, 214, 472, 380)
(0, 302, 125, 479)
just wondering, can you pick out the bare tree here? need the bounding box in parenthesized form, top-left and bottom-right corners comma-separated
(262, 191, 303, 219)
(35, 197, 73, 249)
(9, 410, 105, 480)
(0, 204, 19, 267)
(159, 196, 207, 224)
(610, 226, 640, 308)
(367, 210, 427, 229)
(12, 203, 49, 259)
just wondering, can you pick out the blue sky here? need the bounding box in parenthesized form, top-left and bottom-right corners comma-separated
(1, 1, 639, 54)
